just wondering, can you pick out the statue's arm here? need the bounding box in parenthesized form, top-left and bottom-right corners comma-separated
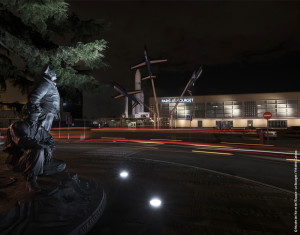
(2, 126, 15, 152)
(38, 129, 56, 162)
(42, 132, 55, 150)
(36, 127, 56, 149)
(18, 136, 43, 150)
(11, 122, 44, 150)
(28, 81, 51, 111)
(3, 126, 25, 165)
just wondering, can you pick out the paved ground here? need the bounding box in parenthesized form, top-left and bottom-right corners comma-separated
(87, 156, 294, 234)
(1, 141, 297, 234)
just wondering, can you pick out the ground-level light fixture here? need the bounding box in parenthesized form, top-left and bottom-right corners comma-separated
(119, 170, 129, 179)
(149, 197, 162, 208)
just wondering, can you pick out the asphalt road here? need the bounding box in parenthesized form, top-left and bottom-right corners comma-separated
(52, 141, 296, 234)
(56, 141, 294, 192)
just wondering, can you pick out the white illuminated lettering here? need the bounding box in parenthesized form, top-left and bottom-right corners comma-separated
(160, 98, 194, 103)
(161, 99, 170, 103)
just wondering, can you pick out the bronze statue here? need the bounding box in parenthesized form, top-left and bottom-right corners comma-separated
(26, 66, 60, 132)
(3, 117, 55, 192)
(0, 67, 106, 233)
(2, 66, 62, 192)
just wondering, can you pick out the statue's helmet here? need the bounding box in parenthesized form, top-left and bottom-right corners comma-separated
(44, 65, 57, 81)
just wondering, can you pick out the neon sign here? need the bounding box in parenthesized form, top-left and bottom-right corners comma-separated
(161, 98, 194, 103)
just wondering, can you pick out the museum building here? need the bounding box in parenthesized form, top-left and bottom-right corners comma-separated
(149, 92, 300, 129)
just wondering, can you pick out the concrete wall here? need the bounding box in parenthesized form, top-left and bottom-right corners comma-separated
(253, 119, 267, 128)
(287, 119, 300, 127)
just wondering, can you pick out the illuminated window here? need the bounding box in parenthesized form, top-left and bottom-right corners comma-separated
(161, 103, 169, 117)
(287, 100, 298, 117)
(256, 100, 298, 118)
(185, 103, 193, 117)
(257, 100, 268, 118)
(195, 103, 205, 118)
(169, 102, 198, 119)
(176, 104, 185, 119)
(244, 101, 257, 117)
(207, 101, 242, 118)
(206, 102, 223, 118)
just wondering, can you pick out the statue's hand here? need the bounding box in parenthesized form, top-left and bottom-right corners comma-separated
(44, 147, 52, 163)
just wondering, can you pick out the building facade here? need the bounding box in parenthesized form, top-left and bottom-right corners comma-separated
(149, 92, 300, 128)
(0, 81, 28, 128)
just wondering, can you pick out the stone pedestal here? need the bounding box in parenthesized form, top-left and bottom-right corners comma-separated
(0, 166, 106, 235)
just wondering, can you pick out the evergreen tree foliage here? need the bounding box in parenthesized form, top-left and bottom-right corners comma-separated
(0, 0, 109, 93)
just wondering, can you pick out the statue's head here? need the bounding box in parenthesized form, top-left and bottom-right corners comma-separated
(44, 66, 57, 81)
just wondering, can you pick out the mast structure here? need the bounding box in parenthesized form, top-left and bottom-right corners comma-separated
(170, 67, 202, 128)
(131, 46, 167, 128)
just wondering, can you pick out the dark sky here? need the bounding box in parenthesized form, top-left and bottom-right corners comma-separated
(68, 0, 300, 116)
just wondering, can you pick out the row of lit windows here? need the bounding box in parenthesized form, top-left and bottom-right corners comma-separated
(159, 100, 299, 119)
(256, 100, 298, 118)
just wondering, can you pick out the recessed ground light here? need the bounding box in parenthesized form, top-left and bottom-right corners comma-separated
(149, 198, 162, 208)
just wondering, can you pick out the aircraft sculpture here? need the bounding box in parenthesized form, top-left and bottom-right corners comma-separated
(131, 46, 167, 128)
(131, 46, 167, 80)
(185, 66, 203, 96)
(112, 81, 143, 109)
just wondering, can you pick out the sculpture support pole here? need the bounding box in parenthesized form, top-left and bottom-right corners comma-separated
(151, 78, 159, 129)
(170, 68, 202, 128)
(125, 97, 128, 118)
(170, 78, 192, 128)
(134, 69, 143, 115)
(83, 119, 86, 140)
(135, 96, 156, 116)
(170, 75, 195, 128)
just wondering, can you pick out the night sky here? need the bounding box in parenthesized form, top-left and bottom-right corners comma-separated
(68, 0, 300, 117)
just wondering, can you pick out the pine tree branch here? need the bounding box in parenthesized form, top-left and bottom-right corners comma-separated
(1, 0, 69, 35)
(0, 1, 110, 92)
